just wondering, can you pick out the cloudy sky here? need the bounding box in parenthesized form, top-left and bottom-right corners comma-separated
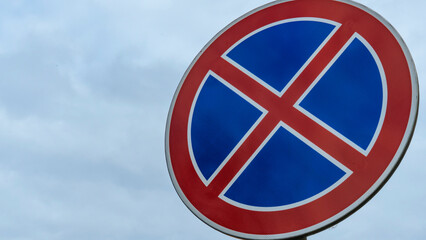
(0, 0, 424, 239)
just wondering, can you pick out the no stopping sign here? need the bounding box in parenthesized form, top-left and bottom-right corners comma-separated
(165, 0, 418, 239)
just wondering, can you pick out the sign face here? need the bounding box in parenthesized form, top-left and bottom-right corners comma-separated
(166, 0, 418, 239)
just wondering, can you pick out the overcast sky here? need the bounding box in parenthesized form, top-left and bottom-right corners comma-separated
(0, 0, 424, 240)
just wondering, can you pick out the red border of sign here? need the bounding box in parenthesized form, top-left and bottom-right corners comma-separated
(166, 0, 418, 239)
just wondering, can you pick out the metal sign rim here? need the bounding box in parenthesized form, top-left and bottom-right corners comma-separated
(165, 0, 419, 239)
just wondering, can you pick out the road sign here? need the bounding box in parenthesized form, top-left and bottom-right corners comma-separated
(165, 0, 418, 239)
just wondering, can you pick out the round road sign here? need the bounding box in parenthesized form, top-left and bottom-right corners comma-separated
(165, 0, 418, 239)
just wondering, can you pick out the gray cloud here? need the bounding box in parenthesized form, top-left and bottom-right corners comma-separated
(0, 0, 424, 240)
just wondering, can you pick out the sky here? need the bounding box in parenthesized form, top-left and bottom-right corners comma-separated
(0, 0, 424, 240)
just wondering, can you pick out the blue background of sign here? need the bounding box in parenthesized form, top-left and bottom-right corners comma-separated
(190, 19, 384, 208)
